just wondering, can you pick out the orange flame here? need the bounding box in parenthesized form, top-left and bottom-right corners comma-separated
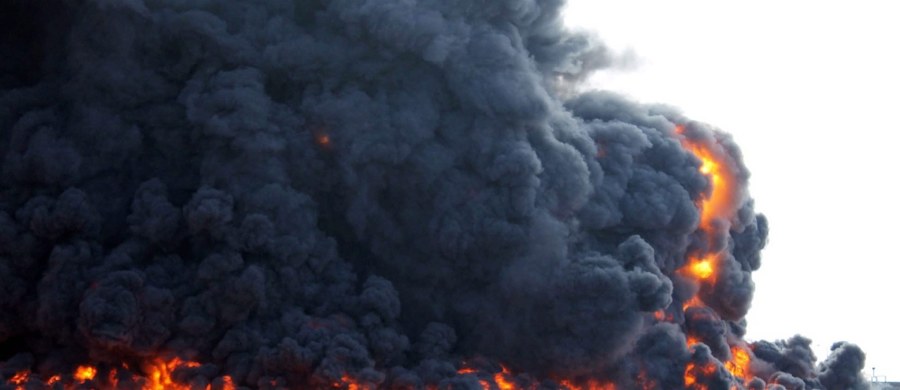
(343, 375, 360, 390)
(457, 364, 619, 390)
(684, 361, 716, 390)
(682, 254, 717, 282)
(141, 357, 234, 390)
(682, 295, 704, 311)
(636, 370, 656, 390)
(560, 379, 616, 390)
(74, 365, 97, 382)
(725, 345, 752, 381)
(109, 368, 120, 389)
(333, 374, 376, 390)
(1, 357, 239, 390)
(653, 310, 666, 321)
(675, 124, 750, 389)
(686, 335, 701, 348)
(222, 375, 236, 390)
(144, 357, 188, 390)
(675, 124, 741, 315)
(10, 371, 28, 385)
(494, 366, 516, 390)
(458, 365, 513, 390)
(675, 125, 738, 233)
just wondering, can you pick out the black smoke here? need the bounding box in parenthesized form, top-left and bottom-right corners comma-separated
(0, 0, 867, 389)
(751, 337, 869, 390)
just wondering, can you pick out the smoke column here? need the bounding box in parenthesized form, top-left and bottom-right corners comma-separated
(0, 0, 868, 389)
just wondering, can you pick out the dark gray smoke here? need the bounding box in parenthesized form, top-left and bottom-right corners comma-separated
(0, 0, 867, 389)
(751, 337, 869, 390)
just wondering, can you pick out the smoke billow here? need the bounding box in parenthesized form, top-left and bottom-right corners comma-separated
(0, 0, 868, 389)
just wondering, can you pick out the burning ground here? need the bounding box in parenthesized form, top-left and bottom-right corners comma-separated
(0, 0, 868, 389)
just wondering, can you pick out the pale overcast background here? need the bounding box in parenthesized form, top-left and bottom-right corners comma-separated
(564, 0, 900, 382)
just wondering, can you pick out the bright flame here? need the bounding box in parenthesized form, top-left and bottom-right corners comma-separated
(145, 358, 181, 390)
(682, 254, 717, 282)
(675, 126, 738, 292)
(683, 363, 698, 387)
(141, 357, 227, 390)
(725, 346, 752, 380)
(3, 357, 235, 389)
(676, 126, 738, 232)
(74, 365, 97, 382)
(494, 366, 516, 390)
(675, 124, 750, 390)
(684, 361, 716, 390)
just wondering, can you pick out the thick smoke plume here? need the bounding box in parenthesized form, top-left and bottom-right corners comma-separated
(0, 0, 868, 389)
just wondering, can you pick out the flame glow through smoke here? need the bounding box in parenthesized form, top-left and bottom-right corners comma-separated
(674, 125, 755, 388)
(0, 0, 870, 388)
(675, 126, 739, 234)
(318, 127, 764, 389)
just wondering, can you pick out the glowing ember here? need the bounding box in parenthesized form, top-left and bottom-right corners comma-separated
(10, 371, 28, 385)
(458, 365, 516, 390)
(455, 365, 622, 390)
(222, 375, 236, 390)
(560, 379, 616, 390)
(653, 310, 666, 321)
(686, 335, 701, 347)
(333, 374, 373, 390)
(682, 295, 705, 311)
(108, 368, 119, 389)
(316, 133, 331, 147)
(636, 370, 656, 390)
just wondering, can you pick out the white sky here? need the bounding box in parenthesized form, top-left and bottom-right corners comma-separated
(564, 0, 900, 382)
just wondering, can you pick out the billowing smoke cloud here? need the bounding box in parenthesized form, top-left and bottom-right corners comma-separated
(0, 0, 868, 389)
